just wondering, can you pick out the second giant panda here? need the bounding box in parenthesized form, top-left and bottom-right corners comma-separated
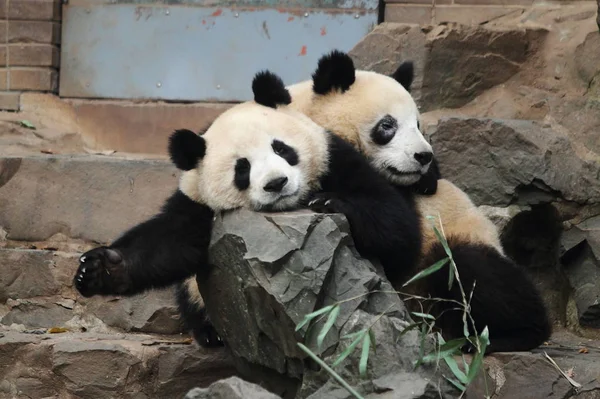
(73, 70, 424, 348)
(284, 50, 551, 353)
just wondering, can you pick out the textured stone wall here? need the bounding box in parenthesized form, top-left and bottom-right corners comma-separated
(0, 0, 61, 111)
(384, 0, 598, 26)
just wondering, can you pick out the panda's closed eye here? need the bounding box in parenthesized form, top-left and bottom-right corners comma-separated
(234, 158, 251, 191)
(371, 115, 398, 146)
(272, 139, 299, 166)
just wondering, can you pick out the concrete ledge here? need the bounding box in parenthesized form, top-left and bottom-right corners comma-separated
(0, 155, 177, 243)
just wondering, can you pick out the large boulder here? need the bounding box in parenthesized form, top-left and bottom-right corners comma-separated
(198, 209, 455, 399)
(427, 117, 600, 211)
(561, 215, 600, 328)
(350, 23, 548, 111)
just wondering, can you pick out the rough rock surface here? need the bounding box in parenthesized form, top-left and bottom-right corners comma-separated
(0, 327, 237, 399)
(561, 216, 600, 329)
(0, 249, 184, 335)
(198, 209, 454, 399)
(427, 117, 600, 210)
(350, 23, 548, 111)
(467, 330, 600, 398)
(0, 155, 177, 243)
(185, 377, 281, 399)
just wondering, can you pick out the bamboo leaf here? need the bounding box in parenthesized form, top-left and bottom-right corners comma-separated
(295, 305, 335, 332)
(317, 304, 340, 350)
(332, 331, 366, 367)
(402, 257, 449, 287)
(368, 328, 377, 355)
(411, 312, 436, 321)
(422, 337, 466, 363)
(359, 332, 371, 378)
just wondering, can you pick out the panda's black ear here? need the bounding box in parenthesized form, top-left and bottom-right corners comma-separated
(168, 129, 206, 171)
(252, 70, 292, 108)
(391, 61, 414, 92)
(312, 50, 356, 95)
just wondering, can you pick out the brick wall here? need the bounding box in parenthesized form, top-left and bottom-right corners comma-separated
(384, 0, 596, 26)
(0, 0, 61, 111)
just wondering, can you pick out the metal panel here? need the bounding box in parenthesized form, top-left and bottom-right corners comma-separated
(60, 4, 378, 101)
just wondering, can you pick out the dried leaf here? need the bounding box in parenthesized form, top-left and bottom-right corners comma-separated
(578, 347, 589, 354)
(48, 327, 68, 334)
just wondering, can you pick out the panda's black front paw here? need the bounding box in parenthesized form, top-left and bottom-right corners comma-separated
(307, 192, 345, 214)
(193, 319, 225, 348)
(74, 247, 128, 297)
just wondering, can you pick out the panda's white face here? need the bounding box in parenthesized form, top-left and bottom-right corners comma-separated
(361, 98, 431, 186)
(178, 102, 329, 212)
(288, 69, 433, 186)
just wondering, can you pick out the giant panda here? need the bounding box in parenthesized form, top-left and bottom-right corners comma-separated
(73, 70, 426, 348)
(282, 50, 552, 353)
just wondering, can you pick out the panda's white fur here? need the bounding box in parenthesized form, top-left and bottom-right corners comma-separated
(288, 71, 432, 186)
(177, 102, 329, 212)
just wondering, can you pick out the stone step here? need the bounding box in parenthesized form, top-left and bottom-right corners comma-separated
(0, 154, 177, 244)
(0, 248, 184, 335)
(0, 327, 236, 399)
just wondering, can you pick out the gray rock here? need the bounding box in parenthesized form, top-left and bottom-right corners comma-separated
(0, 248, 183, 335)
(184, 377, 281, 399)
(561, 215, 600, 328)
(0, 249, 61, 302)
(428, 117, 600, 208)
(0, 155, 176, 243)
(199, 209, 454, 399)
(597, 0, 600, 32)
(350, 23, 548, 111)
(0, 327, 236, 398)
(467, 330, 600, 398)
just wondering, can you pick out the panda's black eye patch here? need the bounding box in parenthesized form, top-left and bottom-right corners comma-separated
(371, 115, 398, 146)
(234, 158, 251, 191)
(272, 139, 299, 166)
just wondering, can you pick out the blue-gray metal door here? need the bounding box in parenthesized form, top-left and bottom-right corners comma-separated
(60, 0, 379, 102)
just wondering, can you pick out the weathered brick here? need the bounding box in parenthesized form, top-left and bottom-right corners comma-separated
(0, 91, 19, 110)
(385, 4, 433, 24)
(454, 0, 533, 4)
(6, 0, 61, 21)
(385, 0, 451, 5)
(9, 44, 59, 67)
(8, 21, 61, 44)
(0, 69, 7, 90)
(9, 68, 57, 91)
(434, 5, 525, 24)
(0, 22, 6, 44)
(0, 46, 7, 67)
(0, 0, 6, 19)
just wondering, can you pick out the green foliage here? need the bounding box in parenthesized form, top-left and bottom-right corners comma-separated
(294, 213, 490, 398)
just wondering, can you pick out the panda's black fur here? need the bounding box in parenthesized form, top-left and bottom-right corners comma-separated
(73, 69, 424, 348)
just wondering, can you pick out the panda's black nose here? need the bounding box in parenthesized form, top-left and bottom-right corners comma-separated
(414, 151, 433, 166)
(264, 177, 288, 193)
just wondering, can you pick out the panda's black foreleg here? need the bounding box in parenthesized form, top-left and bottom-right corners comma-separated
(308, 192, 421, 283)
(73, 190, 214, 298)
(314, 134, 423, 282)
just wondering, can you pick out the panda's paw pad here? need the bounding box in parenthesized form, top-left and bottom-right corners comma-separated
(308, 193, 343, 214)
(74, 247, 123, 297)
